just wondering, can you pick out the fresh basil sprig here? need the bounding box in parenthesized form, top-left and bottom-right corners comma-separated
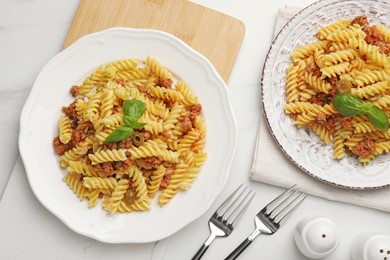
(104, 126, 135, 143)
(104, 100, 146, 144)
(332, 94, 389, 131)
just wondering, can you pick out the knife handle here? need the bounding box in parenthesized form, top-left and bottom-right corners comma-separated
(224, 238, 253, 260)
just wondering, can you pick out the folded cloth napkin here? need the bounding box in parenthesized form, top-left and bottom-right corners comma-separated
(250, 6, 390, 213)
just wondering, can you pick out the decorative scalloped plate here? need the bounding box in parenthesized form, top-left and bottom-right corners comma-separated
(19, 28, 238, 243)
(261, 0, 390, 189)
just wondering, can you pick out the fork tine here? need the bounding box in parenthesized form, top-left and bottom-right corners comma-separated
(220, 186, 249, 220)
(227, 190, 255, 226)
(274, 192, 307, 224)
(263, 184, 297, 212)
(216, 184, 244, 216)
(268, 188, 302, 217)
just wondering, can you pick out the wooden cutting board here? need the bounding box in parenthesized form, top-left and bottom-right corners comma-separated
(63, 0, 245, 83)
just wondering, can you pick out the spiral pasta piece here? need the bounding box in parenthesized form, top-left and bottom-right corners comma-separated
(375, 140, 390, 154)
(87, 189, 100, 208)
(320, 62, 351, 78)
(351, 81, 390, 99)
(353, 121, 377, 134)
(299, 87, 318, 101)
(126, 166, 148, 201)
(329, 41, 350, 52)
(163, 103, 185, 131)
(147, 165, 166, 198)
(333, 121, 347, 159)
(179, 153, 207, 190)
(78, 66, 114, 96)
(358, 154, 375, 165)
(303, 72, 333, 93)
(177, 129, 201, 153)
(158, 163, 187, 206)
(145, 56, 172, 79)
(349, 38, 390, 68)
(344, 133, 365, 151)
(322, 49, 358, 66)
(375, 24, 390, 42)
(326, 23, 365, 42)
(83, 177, 118, 190)
(175, 81, 198, 106)
(100, 89, 115, 118)
(294, 111, 317, 127)
(372, 95, 390, 109)
(100, 113, 123, 127)
(68, 161, 98, 177)
(291, 40, 329, 62)
(138, 111, 164, 135)
(60, 143, 91, 168)
(148, 86, 184, 103)
(59, 114, 72, 144)
(285, 62, 302, 102)
(118, 197, 151, 212)
(63, 173, 89, 200)
(104, 178, 129, 214)
(352, 70, 390, 87)
(83, 92, 102, 124)
(312, 124, 332, 144)
(317, 19, 352, 40)
(88, 149, 127, 165)
(107, 58, 139, 71)
(116, 67, 150, 81)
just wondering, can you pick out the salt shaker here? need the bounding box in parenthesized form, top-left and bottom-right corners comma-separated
(351, 231, 390, 260)
(294, 216, 339, 259)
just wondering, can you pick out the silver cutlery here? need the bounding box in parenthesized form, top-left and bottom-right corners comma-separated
(225, 185, 307, 260)
(191, 184, 255, 260)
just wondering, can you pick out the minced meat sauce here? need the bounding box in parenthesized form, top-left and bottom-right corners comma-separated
(352, 15, 390, 54)
(352, 140, 375, 158)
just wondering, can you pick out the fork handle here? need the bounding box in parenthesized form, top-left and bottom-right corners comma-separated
(224, 238, 252, 260)
(191, 233, 216, 260)
(192, 244, 210, 260)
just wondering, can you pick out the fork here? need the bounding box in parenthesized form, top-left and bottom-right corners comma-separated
(224, 185, 307, 260)
(191, 184, 255, 260)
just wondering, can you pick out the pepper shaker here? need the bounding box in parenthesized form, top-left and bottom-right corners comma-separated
(351, 231, 390, 260)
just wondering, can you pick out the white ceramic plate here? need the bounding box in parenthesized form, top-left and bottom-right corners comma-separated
(261, 0, 390, 189)
(19, 28, 238, 243)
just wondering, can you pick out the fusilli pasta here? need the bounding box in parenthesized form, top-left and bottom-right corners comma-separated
(53, 56, 207, 213)
(285, 15, 390, 165)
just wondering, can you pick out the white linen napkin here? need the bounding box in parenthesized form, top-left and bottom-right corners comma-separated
(250, 6, 390, 213)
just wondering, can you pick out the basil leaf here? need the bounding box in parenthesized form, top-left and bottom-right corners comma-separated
(331, 94, 366, 116)
(123, 115, 146, 129)
(362, 102, 373, 112)
(367, 106, 389, 131)
(123, 100, 146, 120)
(331, 94, 389, 131)
(103, 126, 134, 144)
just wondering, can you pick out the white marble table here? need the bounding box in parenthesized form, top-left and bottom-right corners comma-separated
(1, 0, 389, 259)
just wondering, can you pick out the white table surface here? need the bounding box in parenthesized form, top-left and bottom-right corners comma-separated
(1, 0, 389, 259)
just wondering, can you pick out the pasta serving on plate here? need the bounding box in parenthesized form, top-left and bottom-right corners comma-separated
(53, 56, 207, 213)
(284, 15, 390, 165)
